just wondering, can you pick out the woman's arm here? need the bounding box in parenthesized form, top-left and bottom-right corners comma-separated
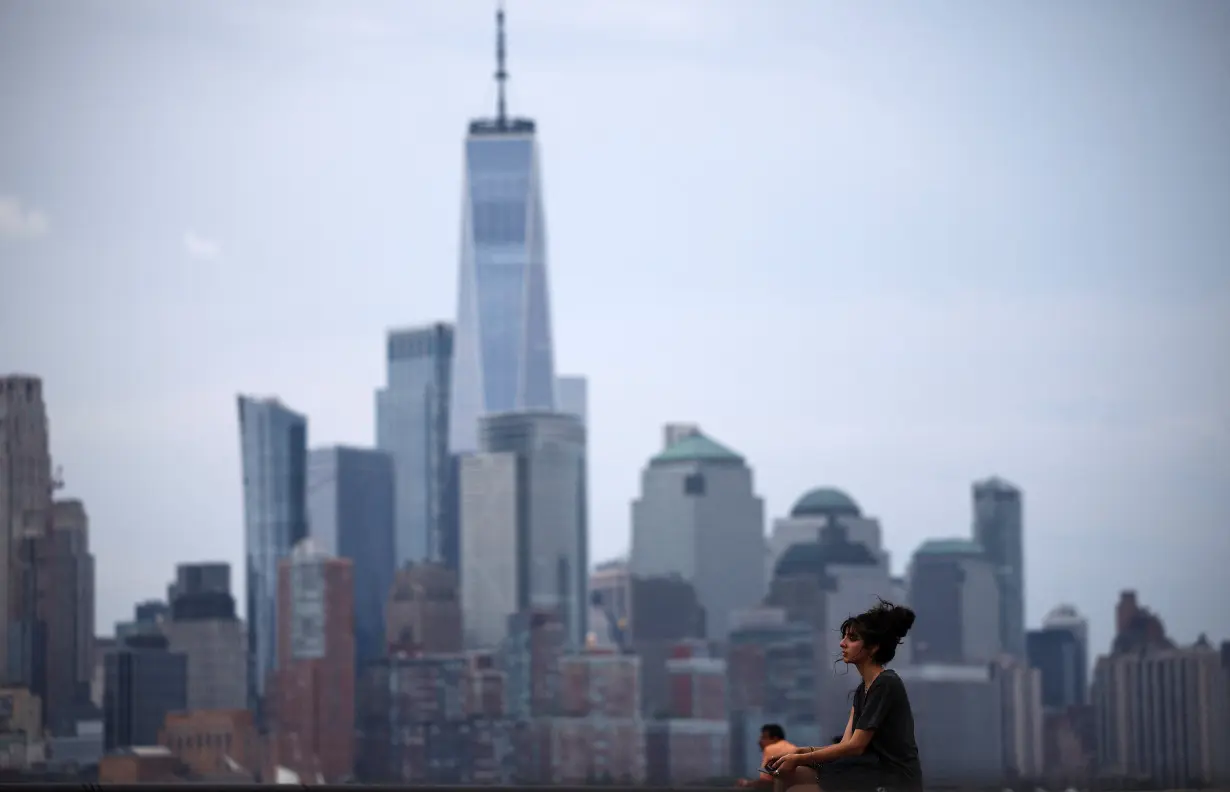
(796, 729, 873, 764)
(839, 708, 854, 744)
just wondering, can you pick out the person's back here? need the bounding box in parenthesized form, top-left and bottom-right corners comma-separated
(850, 668, 922, 789)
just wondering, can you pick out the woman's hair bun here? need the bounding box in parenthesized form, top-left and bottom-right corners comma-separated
(885, 604, 916, 639)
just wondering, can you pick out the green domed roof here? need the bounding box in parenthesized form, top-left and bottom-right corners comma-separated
(790, 487, 861, 518)
(650, 433, 744, 466)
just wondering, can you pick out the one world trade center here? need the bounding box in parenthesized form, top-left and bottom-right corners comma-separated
(449, 6, 557, 454)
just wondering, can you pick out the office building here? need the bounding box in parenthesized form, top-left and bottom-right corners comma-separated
(37, 499, 96, 735)
(1027, 624, 1086, 711)
(896, 664, 1005, 785)
(1, 375, 53, 687)
(630, 424, 765, 640)
(167, 561, 230, 603)
(459, 411, 586, 648)
(103, 633, 188, 751)
(1093, 593, 1228, 787)
(907, 538, 1001, 664)
(274, 539, 355, 783)
(1093, 644, 1229, 787)
(995, 658, 1044, 780)
(237, 395, 308, 712)
(972, 476, 1025, 658)
(307, 445, 395, 675)
(376, 323, 454, 567)
(766, 487, 895, 575)
(163, 563, 247, 711)
(449, 7, 558, 455)
(1042, 603, 1089, 661)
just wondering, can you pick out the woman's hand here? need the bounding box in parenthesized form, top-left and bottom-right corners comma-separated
(765, 752, 803, 776)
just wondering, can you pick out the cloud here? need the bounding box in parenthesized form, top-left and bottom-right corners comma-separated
(0, 195, 50, 239)
(183, 230, 221, 261)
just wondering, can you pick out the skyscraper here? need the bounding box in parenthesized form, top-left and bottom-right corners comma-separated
(630, 424, 765, 641)
(307, 445, 396, 675)
(0, 375, 53, 686)
(376, 324, 454, 567)
(973, 476, 1025, 659)
(907, 538, 1001, 665)
(459, 412, 586, 648)
(38, 499, 96, 735)
(449, 7, 557, 454)
(237, 395, 308, 713)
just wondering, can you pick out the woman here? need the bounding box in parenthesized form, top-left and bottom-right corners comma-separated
(765, 599, 922, 792)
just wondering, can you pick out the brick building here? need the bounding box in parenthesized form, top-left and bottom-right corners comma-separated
(273, 540, 354, 782)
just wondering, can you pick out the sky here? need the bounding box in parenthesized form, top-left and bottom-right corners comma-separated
(1, 0, 1228, 661)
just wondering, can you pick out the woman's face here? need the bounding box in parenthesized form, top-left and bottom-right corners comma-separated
(840, 627, 871, 665)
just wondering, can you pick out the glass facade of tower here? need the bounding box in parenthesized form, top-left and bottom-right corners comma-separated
(973, 477, 1025, 659)
(376, 323, 454, 567)
(237, 396, 307, 714)
(306, 445, 395, 676)
(449, 121, 557, 454)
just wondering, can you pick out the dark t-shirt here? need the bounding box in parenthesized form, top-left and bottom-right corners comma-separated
(851, 669, 923, 790)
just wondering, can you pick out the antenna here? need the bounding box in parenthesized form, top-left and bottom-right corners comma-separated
(495, 2, 508, 127)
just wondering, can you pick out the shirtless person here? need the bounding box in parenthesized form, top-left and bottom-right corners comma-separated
(736, 724, 797, 787)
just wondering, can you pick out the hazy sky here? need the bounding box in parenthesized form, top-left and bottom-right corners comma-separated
(2, 0, 1228, 660)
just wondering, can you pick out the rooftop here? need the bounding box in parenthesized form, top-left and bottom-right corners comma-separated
(914, 538, 984, 557)
(790, 487, 862, 518)
(650, 432, 744, 466)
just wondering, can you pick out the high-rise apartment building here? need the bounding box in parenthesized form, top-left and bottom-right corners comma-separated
(907, 538, 1002, 665)
(449, 7, 558, 455)
(1, 375, 53, 686)
(162, 563, 247, 711)
(376, 324, 454, 567)
(459, 412, 586, 648)
(631, 424, 765, 640)
(307, 446, 395, 676)
(274, 539, 355, 783)
(973, 477, 1025, 659)
(237, 395, 308, 712)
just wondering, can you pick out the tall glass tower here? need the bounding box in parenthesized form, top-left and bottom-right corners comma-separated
(449, 6, 557, 454)
(237, 395, 307, 715)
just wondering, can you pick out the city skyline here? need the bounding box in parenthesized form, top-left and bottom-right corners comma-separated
(2, 0, 1227, 669)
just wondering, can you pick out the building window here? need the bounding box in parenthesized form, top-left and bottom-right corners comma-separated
(684, 473, 705, 496)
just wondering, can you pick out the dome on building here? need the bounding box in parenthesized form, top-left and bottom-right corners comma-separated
(1043, 604, 1086, 627)
(789, 487, 862, 519)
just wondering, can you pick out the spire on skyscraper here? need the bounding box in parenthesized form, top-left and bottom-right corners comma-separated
(495, 3, 508, 128)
